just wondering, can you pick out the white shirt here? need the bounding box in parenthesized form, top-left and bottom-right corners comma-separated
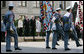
(36, 20, 41, 32)
(18, 20, 23, 28)
(51, 16, 56, 30)
(46, 23, 52, 31)
(64, 12, 71, 17)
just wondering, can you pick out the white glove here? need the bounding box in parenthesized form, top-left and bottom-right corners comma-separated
(50, 29, 52, 32)
(70, 28, 73, 31)
(10, 26, 13, 31)
(10, 26, 14, 34)
(51, 17, 56, 23)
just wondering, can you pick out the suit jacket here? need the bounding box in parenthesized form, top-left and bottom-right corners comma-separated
(23, 19, 30, 29)
(30, 19, 36, 31)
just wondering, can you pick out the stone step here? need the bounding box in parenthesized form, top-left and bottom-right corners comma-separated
(11, 36, 52, 42)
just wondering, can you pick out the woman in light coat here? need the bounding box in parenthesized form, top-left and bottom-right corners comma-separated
(36, 17, 41, 37)
(18, 16, 23, 36)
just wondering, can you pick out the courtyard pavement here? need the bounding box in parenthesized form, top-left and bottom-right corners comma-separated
(1, 39, 83, 53)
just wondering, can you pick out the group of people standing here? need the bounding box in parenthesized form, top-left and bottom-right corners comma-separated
(18, 15, 41, 37)
(45, 6, 82, 51)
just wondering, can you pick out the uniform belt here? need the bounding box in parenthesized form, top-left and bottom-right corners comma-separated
(7, 22, 10, 23)
(65, 22, 69, 24)
(55, 22, 59, 23)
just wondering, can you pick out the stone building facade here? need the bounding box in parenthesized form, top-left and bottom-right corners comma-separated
(1, 1, 71, 20)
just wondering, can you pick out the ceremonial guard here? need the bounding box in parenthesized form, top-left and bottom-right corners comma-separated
(62, 6, 82, 50)
(4, 3, 22, 52)
(51, 8, 71, 50)
(52, 10, 60, 46)
(52, 8, 64, 49)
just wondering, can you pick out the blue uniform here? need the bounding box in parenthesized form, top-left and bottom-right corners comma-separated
(1, 21, 6, 32)
(63, 12, 81, 49)
(4, 10, 18, 50)
(52, 13, 65, 48)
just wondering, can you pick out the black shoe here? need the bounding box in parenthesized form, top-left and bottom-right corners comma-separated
(65, 48, 71, 51)
(6, 50, 12, 52)
(15, 47, 22, 50)
(46, 47, 51, 49)
(68, 43, 69, 45)
(56, 43, 59, 46)
(77, 44, 82, 47)
(52, 48, 57, 50)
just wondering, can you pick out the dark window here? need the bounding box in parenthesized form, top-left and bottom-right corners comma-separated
(59, 1, 66, 10)
(2, 16, 5, 20)
(2, 1, 6, 7)
(19, 1, 27, 7)
(34, 1, 40, 8)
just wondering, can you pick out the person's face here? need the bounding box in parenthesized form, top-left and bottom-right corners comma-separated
(58, 10, 61, 14)
(69, 9, 72, 12)
(32, 17, 34, 20)
(11, 7, 14, 11)
(25, 16, 28, 19)
(12, 7, 14, 10)
(19, 16, 21, 18)
(38, 18, 39, 21)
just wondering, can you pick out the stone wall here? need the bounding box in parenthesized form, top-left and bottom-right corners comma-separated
(1, 1, 71, 20)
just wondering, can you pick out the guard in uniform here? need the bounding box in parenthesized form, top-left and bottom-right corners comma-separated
(52, 10, 60, 46)
(51, 8, 67, 50)
(62, 6, 82, 50)
(4, 3, 22, 52)
(52, 8, 71, 50)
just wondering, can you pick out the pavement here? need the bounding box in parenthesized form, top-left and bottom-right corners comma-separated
(1, 39, 83, 53)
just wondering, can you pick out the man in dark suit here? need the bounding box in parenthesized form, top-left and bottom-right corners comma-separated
(30, 16, 36, 41)
(23, 16, 30, 36)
